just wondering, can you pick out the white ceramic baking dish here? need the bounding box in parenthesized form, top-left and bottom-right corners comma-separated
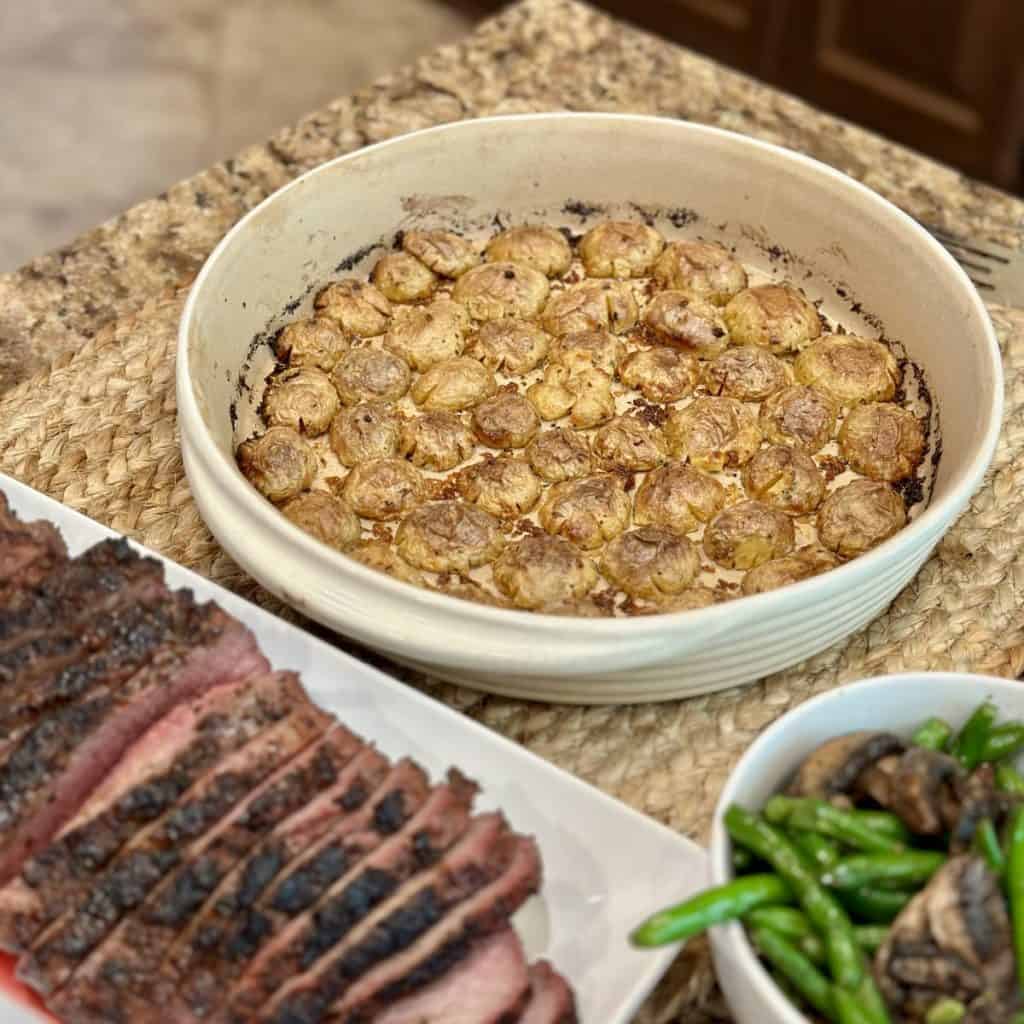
(177, 113, 1003, 704)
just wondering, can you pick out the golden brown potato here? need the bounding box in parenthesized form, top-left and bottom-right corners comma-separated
(549, 329, 625, 376)
(314, 279, 392, 337)
(399, 411, 475, 471)
(485, 226, 573, 278)
(281, 491, 361, 549)
(795, 335, 900, 406)
(472, 392, 541, 449)
(704, 346, 790, 402)
(741, 544, 839, 596)
(703, 500, 796, 570)
(660, 587, 719, 612)
(592, 415, 668, 472)
(633, 462, 727, 534)
(526, 365, 576, 421)
(395, 500, 504, 573)
(759, 385, 838, 454)
(401, 230, 479, 279)
(348, 539, 424, 586)
(451, 262, 550, 321)
(329, 402, 404, 467)
(526, 428, 593, 482)
(430, 578, 511, 609)
(538, 474, 631, 550)
(665, 397, 762, 472)
(457, 455, 542, 519)
(569, 368, 616, 429)
(617, 346, 699, 404)
(742, 445, 826, 515)
(580, 220, 665, 278)
(599, 527, 699, 599)
(492, 534, 598, 610)
(370, 251, 437, 303)
(411, 356, 497, 411)
(332, 347, 411, 406)
(839, 403, 925, 482)
(540, 279, 638, 336)
(724, 284, 821, 354)
(383, 299, 469, 371)
(275, 317, 349, 372)
(238, 426, 317, 504)
(644, 291, 730, 358)
(263, 367, 340, 437)
(342, 458, 423, 520)
(653, 240, 747, 305)
(818, 479, 906, 558)
(467, 319, 550, 375)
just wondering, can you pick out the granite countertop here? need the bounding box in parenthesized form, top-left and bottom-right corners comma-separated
(2, 3, 1023, 1021)
(2, 0, 1023, 395)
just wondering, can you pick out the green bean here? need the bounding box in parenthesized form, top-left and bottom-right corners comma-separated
(924, 998, 966, 1024)
(765, 796, 904, 854)
(1007, 805, 1024, 989)
(979, 723, 1024, 763)
(950, 700, 998, 770)
(853, 811, 912, 844)
(837, 886, 913, 923)
(732, 846, 756, 872)
(997, 762, 1024, 795)
(791, 829, 841, 874)
(750, 926, 835, 1019)
(911, 717, 953, 752)
(855, 925, 888, 954)
(745, 908, 888, 955)
(725, 805, 863, 990)
(630, 873, 791, 947)
(822, 852, 946, 890)
(854, 962, 893, 1024)
(833, 985, 878, 1024)
(973, 818, 1006, 875)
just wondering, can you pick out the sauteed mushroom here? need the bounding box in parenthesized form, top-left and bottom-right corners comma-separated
(665, 397, 762, 472)
(652, 240, 747, 305)
(399, 411, 475, 472)
(395, 500, 504, 573)
(592, 414, 668, 472)
(787, 731, 907, 799)
(281, 491, 361, 549)
(538, 474, 632, 550)
(467, 319, 550, 374)
(492, 534, 597, 610)
(452, 262, 550, 321)
(724, 284, 821, 354)
(795, 334, 900, 406)
(332, 347, 411, 406)
(329, 402, 403, 467)
(599, 526, 699, 600)
(371, 250, 438, 303)
(314, 279, 392, 337)
(541, 279, 638, 336)
(275, 318, 349, 372)
(617, 346, 699, 403)
(644, 291, 730, 358)
(383, 298, 469, 371)
(401, 230, 479, 279)
(526, 427, 593, 483)
(741, 544, 839, 595)
(759, 385, 838, 454)
(742, 445, 826, 515)
(342, 458, 423, 520)
(839, 403, 926, 482)
(471, 392, 541, 450)
(485, 225, 573, 278)
(238, 426, 317, 504)
(411, 356, 497, 412)
(859, 747, 965, 836)
(580, 220, 665, 278)
(634, 462, 727, 534)
(703, 500, 796, 570)
(263, 367, 339, 437)
(704, 346, 790, 402)
(818, 479, 906, 558)
(457, 455, 542, 519)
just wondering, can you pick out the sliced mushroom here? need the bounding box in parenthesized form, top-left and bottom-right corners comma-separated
(485, 226, 573, 278)
(876, 856, 1016, 1022)
(644, 291, 730, 358)
(652, 240, 747, 305)
(579, 220, 665, 278)
(275, 317, 349, 372)
(314, 279, 392, 337)
(401, 230, 479, 279)
(451, 262, 550, 321)
(371, 250, 438, 303)
(724, 284, 821, 354)
(786, 731, 906, 798)
(541, 279, 638, 336)
(865, 747, 965, 836)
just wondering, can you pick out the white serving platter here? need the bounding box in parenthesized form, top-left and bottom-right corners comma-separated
(0, 473, 708, 1024)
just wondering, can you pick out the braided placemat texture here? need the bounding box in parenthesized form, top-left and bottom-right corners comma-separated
(0, 289, 1022, 1020)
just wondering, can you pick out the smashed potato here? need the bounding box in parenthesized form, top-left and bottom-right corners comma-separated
(599, 527, 699, 599)
(281, 491, 361, 549)
(371, 250, 437, 302)
(724, 284, 821, 354)
(666, 397, 762, 472)
(580, 220, 665, 278)
(703, 500, 796, 570)
(653, 240, 747, 305)
(396, 500, 504, 573)
(538, 474, 631, 550)
(485, 225, 572, 278)
(493, 534, 597, 610)
(634, 462, 727, 535)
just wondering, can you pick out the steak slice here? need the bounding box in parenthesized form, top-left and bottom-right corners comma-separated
(0, 497, 67, 602)
(0, 672, 308, 953)
(519, 962, 579, 1024)
(0, 539, 164, 651)
(0, 600, 268, 885)
(321, 833, 541, 1024)
(22, 692, 331, 997)
(256, 812, 522, 1024)
(223, 771, 478, 1024)
(373, 927, 530, 1024)
(45, 725, 363, 1022)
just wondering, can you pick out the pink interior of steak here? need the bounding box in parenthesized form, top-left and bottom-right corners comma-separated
(519, 961, 579, 1024)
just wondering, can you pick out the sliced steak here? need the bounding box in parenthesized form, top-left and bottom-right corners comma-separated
(373, 927, 529, 1024)
(257, 812, 523, 1024)
(223, 770, 477, 1024)
(0, 539, 164, 650)
(46, 725, 363, 1022)
(519, 961, 579, 1024)
(0, 498, 67, 602)
(321, 833, 541, 1024)
(21, 695, 331, 997)
(0, 600, 268, 885)
(0, 672, 309, 953)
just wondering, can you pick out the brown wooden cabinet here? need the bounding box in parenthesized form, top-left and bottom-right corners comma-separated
(452, 0, 1024, 191)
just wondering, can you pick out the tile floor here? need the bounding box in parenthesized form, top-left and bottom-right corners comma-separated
(0, 0, 472, 271)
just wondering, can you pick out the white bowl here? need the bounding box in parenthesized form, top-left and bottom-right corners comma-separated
(177, 113, 1003, 704)
(709, 671, 1024, 1024)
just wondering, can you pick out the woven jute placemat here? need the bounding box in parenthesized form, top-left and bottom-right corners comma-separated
(1, 289, 1023, 1020)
